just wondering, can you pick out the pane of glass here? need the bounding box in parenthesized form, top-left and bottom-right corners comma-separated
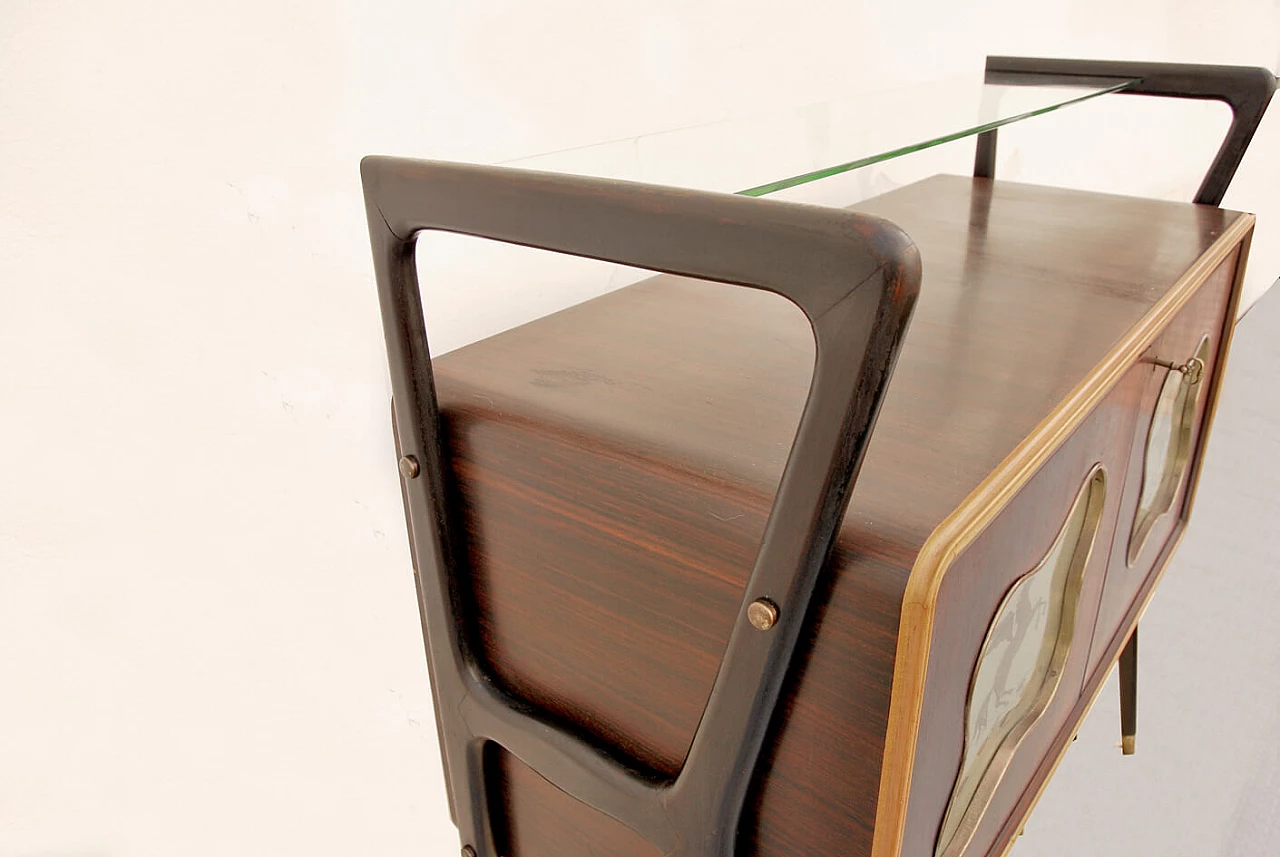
(501, 76, 1132, 200)
(936, 468, 1106, 857)
(1129, 335, 1211, 564)
(1140, 370, 1184, 513)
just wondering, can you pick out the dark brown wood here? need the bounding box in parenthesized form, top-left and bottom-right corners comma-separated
(427, 176, 1244, 856)
(983, 56, 1276, 206)
(492, 749, 661, 857)
(448, 405, 766, 775)
(973, 130, 997, 179)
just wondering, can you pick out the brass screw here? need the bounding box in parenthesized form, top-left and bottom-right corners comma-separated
(461, 847, 477, 857)
(747, 598, 778, 631)
(398, 455, 421, 479)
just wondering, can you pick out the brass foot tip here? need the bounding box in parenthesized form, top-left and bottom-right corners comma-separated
(1121, 735, 1136, 755)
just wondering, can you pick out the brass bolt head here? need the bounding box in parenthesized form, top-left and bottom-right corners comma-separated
(747, 598, 778, 631)
(398, 455, 421, 479)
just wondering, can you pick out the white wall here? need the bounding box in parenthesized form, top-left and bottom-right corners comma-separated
(1, 2, 1277, 856)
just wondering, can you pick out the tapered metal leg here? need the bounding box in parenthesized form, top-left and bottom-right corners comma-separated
(1119, 626, 1138, 755)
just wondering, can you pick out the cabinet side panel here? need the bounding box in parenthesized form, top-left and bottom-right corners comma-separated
(747, 546, 912, 857)
(445, 404, 767, 777)
(444, 401, 911, 857)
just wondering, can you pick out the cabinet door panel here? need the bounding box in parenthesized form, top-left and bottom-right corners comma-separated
(1086, 250, 1237, 679)
(901, 370, 1144, 857)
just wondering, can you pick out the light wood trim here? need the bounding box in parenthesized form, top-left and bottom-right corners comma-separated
(870, 212, 1255, 857)
(1182, 225, 1252, 516)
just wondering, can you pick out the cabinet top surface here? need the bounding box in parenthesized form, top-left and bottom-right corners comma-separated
(434, 176, 1243, 563)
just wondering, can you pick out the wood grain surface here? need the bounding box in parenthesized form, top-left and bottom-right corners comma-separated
(428, 176, 1243, 856)
(899, 374, 1144, 857)
(1087, 251, 1237, 678)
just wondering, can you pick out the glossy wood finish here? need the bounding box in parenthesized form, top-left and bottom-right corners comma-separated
(428, 176, 1247, 857)
(900, 375, 1144, 857)
(880, 226, 1250, 857)
(1086, 251, 1237, 678)
(448, 404, 768, 775)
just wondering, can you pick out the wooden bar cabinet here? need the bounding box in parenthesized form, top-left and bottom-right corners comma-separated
(362, 57, 1276, 857)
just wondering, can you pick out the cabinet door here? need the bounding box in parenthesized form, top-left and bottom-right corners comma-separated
(901, 370, 1145, 857)
(1085, 249, 1238, 680)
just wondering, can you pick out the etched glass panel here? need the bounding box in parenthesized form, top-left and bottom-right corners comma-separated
(935, 467, 1107, 857)
(1128, 335, 1211, 565)
(1140, 372, 1182, 513)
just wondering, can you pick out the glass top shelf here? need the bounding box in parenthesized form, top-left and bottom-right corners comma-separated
(500, 76, 1133, 200)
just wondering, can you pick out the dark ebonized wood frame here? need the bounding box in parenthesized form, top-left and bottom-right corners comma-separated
(974, 57, 1276, 205)
(361, 156, 921, 857)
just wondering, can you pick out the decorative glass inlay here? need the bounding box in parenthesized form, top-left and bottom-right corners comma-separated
(935, 466, 1107, 857)
(1127, 335, 1211, 565)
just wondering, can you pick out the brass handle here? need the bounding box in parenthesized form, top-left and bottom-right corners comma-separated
(1129, 335, 1212, 566)
(1150, 355, 1205, 385)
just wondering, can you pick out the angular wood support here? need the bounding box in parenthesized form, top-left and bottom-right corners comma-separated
(983, 56, 1276, 206)
(973, 129, 997, 180)
(362, 156, 921, 857)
